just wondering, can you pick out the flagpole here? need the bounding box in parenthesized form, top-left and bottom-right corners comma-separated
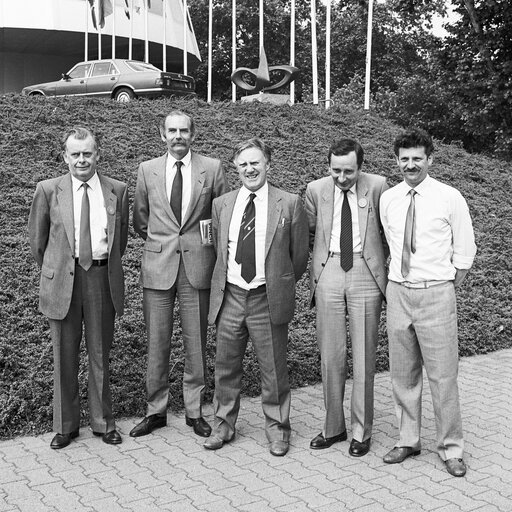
(290, 0, 295, 105)
(207, 0, 213, 103)
(364, 0, 374, 110)
(97, 0, 102, 59)
(311, 0, 318, 105)
(144, 0, 149, 63)
(129, 0, 133, 59)
(85, 0, 89, 61)
(183, 0, 188, 75)
(112, 0, 116, 59)
(163, 0, 167, 71)
(231, 0, 236, 102)
(325, 0, 331, 109)
(259, 0, 263, 50)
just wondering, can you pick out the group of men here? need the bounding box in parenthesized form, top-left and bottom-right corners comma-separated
(28, 110, 476, 477)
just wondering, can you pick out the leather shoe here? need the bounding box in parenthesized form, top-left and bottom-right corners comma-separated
(129, 415, 167, 437)
(186, 416, 212, 438)
(383, 446, 421, 464)
(349, 438, 371, 457)
(445, 458, 466, 477)
(310, 431, 347, 450)
(269, 440, 289, 457)
(50, 429, 79, 449)
(93, 429, 122, 445)
(204, 434, 233, 450)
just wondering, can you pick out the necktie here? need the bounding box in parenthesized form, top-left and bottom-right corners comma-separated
(170, 160, 183, 225)
(79, 182, 92, 271)
(235, 193, 256, 283)
(401, 189, 417, 278)
(340, 189, 353, 271)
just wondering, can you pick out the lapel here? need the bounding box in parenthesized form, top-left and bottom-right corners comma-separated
(265, 185, 283, 258)
(183, 151, 205, 226)
(356, 173, 369, 249)
(153, 154, 178, 224)
(320, 179, 334, 250)
(98, 173, 117, 254)
(219, 190, 239, 264)
(57, 173, 75, 254)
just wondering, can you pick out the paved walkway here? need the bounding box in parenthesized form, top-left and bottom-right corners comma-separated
(1, 349, 512, 512)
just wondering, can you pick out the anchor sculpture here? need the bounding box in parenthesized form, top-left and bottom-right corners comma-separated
(231, 46, 299, 104)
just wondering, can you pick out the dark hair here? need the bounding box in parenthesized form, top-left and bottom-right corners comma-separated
(159, 110, 195, 136)
(328, 139, 364, 168)
(393, 128, 434, 157)
(62, 126, 98, 151)
(232, 137, 271, 164)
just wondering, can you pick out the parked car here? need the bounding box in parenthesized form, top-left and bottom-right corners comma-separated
(21, 59, 196, 102)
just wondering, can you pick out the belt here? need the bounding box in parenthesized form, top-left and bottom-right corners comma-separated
(75, 258, 108, 267)
(328, 251, 362, 257)
(227, 283, 266, 294)
(393, 280, 449, 289)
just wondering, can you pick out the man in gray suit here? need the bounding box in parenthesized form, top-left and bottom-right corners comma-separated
(204, 138, 309, 456)
(131, 110, 229, 438)
(28, 126, 128, 449)
(305, 138, 388, 457)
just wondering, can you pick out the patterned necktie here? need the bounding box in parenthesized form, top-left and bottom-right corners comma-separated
(340, 189, 353, 271)
(235, 193, 256, 283)
(170, 160, 183, 225)
(401, 189, 417, 278)
(79, 182, 92, 271)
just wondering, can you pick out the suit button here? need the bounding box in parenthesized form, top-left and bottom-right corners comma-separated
(179, 231, 183, 236)
(176, 250, 181, 254)
(70, 272, 74, 276)
(321, 263, 325, 267)
(314, 279, 318, 283)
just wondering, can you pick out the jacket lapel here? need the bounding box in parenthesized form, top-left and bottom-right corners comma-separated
(356, 174, 369, 249)
(153, 154, 177, 224)
(265, 185, 283, 258)
(220, 191, 238, 264)
(98, 173, 117, 254)
(183, 151, 205, 226)
(57, 174, 75, 254)
(320, 179, 334, 250)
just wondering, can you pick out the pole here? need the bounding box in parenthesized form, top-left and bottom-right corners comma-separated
(85, 0, 89, 61)
(183, 0, 188, 75)
(97, 0, 102, 60)
(129, 0, 133, 59)
(207, 0, 213, 102)
(163, 0, 167, 71)
(290, 0, 295, 105)
(311, 0, 318, 105)
(325, 0, 331, 109)
(259, 0, 263, 50)
(144, 0, 149, 63)
(112, 0, 116, 58)
(231, 0, 236, 102)
(364, 0, 374, 110)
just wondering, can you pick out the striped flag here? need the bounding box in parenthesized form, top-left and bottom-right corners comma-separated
(88, 0, 113, 29)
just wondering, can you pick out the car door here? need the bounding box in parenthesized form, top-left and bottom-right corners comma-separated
(86, 61, 119, 97)
(54, 63, 91, 96)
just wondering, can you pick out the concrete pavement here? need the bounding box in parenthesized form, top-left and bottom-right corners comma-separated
(1, 348, 512, 511)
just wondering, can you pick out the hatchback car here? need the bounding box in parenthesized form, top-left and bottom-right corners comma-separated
(21, 59, 196, 102)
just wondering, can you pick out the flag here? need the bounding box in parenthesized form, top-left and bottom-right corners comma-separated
(88, 0, 113, 29)
(124, 0, 130, 19)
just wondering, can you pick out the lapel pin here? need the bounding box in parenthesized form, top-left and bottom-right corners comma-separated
(358, 198, 368, 208)
(107, 206, 116, 215)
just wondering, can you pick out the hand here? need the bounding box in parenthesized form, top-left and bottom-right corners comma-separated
(453, 268, 469, 288)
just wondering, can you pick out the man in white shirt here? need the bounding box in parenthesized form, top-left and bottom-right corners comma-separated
(380, 128, 476, 477)
(28, 127, 129, 449)
(204, 138, 309, 456)
(131, 111, 229, 439)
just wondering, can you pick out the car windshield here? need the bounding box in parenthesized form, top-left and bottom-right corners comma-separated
(125, 61, 160, 72)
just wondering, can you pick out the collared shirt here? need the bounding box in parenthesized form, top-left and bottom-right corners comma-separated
(165, 151, 192, 223)
(72, 172, 108, 260)
(380, 175, 476, 283)
(329, 183, 361, 253)
(227, 183, 269, 290)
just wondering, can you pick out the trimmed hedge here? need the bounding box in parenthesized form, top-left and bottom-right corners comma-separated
(1, 94, 511, 438)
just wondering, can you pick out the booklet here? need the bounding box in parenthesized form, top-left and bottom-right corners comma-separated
(200, 219, 213, 245)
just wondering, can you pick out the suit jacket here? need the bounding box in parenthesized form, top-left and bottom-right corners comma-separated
(28, 172, 129, 320)
(133, 151, 229, 290)
(305, 172, 389, 305)
(209, 184, 309, 326)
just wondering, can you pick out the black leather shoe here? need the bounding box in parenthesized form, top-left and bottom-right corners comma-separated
(349, 438, 371, 457)
(383, 446, 421, 464)
(129, 415, 167, 437)
(50, 429, 79, 449)
(186, 416, 212, 437)
(93, 429, 122, 445)
(310, 431, 347, 450)
(445, 458, 466, 477)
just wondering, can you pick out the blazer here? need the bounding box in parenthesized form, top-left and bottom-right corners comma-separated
(133, 151, 229, 290)
(305, 172, 389, 305)
(208, 184, 309, 326)
(28, 172, 129, 320)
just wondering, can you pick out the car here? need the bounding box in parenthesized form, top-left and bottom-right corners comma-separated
(21, 59, 196, 102)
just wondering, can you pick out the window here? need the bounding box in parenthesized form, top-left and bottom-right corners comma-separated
(68, 64, 91, 79)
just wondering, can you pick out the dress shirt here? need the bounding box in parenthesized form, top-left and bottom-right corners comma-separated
(72, 172, 108, 260)
(166, 151, 192, 222)
(227, 183, 268, 290)
(329, 183, 361, 253)
(380, 175, 476, 283)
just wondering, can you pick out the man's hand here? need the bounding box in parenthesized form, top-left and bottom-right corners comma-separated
(454, 268, 469, 288)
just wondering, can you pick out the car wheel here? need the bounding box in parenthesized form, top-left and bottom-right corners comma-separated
(114, 88, 135, 102)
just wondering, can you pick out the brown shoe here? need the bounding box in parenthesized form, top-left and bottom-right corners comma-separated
(269, 440, 289, 457)
(383, 446, 421, 464)
(204, 434, 234, 450)
(445, 458, 466, 477)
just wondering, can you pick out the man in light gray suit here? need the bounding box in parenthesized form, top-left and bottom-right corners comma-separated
(131, 110, 229, 439)
(305, 138, 388, 457)
(204, 138, 309, 456)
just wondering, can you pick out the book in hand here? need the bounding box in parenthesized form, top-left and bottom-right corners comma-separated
(200, 219, 213, 245)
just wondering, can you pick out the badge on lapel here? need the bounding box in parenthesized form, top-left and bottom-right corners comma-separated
(358, 198, 368, 208)
(107, 206, 116, 215)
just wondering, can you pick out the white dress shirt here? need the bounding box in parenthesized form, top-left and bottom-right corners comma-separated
(227, 183, 269, 290)
(72, 172, 108, 260)
(329, 183, 362, 253)
(380, 175, 476, 283)
(166, 151, 192, 224)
